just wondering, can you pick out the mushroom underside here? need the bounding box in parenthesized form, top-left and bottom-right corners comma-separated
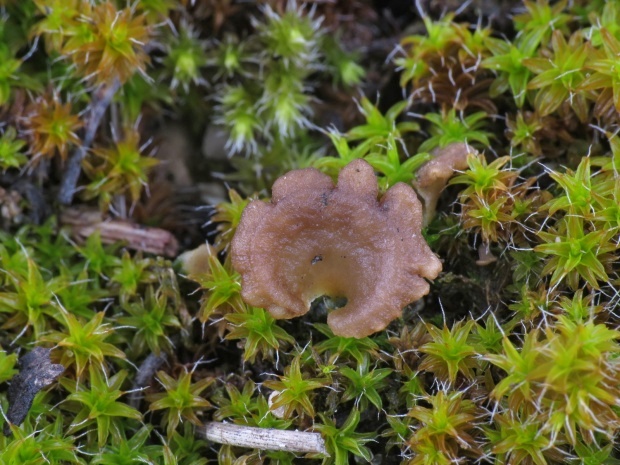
(241, 226, 432, 337)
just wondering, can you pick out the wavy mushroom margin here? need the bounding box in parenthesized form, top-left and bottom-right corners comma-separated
(231, 159, 442, 338)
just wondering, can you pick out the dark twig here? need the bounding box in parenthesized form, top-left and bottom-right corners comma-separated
(128, 352, 168, 409)
(58, 79, 121, 205)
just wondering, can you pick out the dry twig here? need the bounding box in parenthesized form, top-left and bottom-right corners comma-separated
(197, 422, 327, 455)
(60, 207, 179, 257)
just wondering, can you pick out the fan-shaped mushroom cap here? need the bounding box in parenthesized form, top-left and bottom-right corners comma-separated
(231, 159, 442, 338)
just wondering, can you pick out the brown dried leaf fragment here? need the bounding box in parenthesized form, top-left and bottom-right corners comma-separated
(3, 347, 64, 436)
(415, 143, 473, 225)
(231, 159, 442, 338)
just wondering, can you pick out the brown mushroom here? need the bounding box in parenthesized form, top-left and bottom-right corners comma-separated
(414, 142, 474, 226)
(231, 159, 442, 338)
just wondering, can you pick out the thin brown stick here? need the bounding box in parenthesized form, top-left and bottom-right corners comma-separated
(60, 207, 179, 257)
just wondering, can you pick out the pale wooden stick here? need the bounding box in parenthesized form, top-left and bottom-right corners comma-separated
(197, 422, 327, 455)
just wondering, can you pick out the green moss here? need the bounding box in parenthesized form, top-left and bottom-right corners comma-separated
(0, 1, 620, 463)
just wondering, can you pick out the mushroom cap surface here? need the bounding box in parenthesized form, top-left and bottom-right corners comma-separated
(231, 159, 442, 338)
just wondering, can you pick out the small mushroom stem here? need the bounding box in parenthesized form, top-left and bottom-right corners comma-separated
(197, 422, 327, 455)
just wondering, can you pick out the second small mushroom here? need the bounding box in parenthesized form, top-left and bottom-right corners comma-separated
(414, 142, 474, 226)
